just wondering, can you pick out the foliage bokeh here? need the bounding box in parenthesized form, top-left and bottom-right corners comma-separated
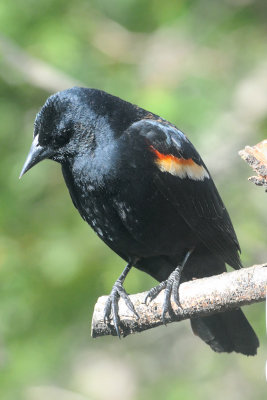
(0, 1, 266, 399)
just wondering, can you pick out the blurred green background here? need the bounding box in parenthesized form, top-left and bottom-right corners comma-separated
(0, 0, 266, 399)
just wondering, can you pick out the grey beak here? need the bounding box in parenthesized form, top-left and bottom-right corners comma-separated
(19, 135, 53, 179)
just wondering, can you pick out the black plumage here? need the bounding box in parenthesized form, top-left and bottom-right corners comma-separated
(20, 87, 259, 355)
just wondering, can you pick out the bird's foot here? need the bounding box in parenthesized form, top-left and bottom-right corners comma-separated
(103, 280, 139, 337)
(145, 266, 183, 325)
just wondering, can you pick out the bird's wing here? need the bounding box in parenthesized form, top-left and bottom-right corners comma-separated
(130, 119, 241, 269)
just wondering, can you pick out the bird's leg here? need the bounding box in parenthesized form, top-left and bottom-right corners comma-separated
(104, 259, 139, 337)
(145, 248, 194, 324)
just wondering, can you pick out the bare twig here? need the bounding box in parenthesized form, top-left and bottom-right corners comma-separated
(239, 140, 267, 188)
(91, 264, 266, 338)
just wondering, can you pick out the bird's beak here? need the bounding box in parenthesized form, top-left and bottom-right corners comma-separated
(19, 135, 53, 179)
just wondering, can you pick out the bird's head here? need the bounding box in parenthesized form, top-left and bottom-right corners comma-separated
(20, 87, 99, 178)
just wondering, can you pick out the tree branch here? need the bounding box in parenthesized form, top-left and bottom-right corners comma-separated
(0, 35, 82, 92)
(91, 264, 266, 338)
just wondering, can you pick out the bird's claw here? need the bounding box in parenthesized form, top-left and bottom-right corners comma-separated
(145, 266, 183, 325)
(145, 280, 167, 305)
(103, 280, 139, 337)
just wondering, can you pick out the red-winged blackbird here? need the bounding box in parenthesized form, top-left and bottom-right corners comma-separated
(20, 87, 259, 355)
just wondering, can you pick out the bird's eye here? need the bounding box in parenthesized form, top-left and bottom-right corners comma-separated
(54, 128, 72, 147)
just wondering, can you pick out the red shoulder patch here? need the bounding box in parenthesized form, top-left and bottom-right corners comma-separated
(150, 145, 209, 181)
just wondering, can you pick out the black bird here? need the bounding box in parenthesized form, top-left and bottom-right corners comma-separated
(20, 87, 259, 355)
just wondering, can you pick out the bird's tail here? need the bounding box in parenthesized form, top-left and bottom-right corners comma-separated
(190, 309, 259, 355)
(183, 250, 259, 355)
